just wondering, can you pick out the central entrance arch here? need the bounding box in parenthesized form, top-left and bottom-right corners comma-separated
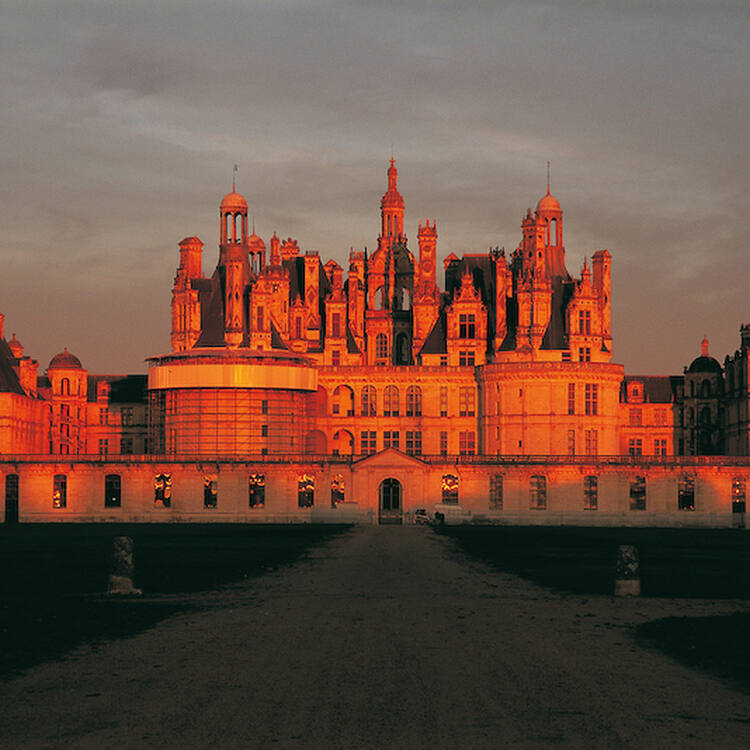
(379, 478, 403, 525)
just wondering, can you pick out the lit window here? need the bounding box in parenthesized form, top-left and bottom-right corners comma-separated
(530, 475, 547, 509)
(732, 477, 746, 513)
(298, 474, 314, 508)
(155, 473, 172, 508)
(678, 475, 695, 511)
(248, 474, 265, 508)
(53, 474, 67, 509)
(204, 475, 218, 508)
(442, 474, 459, 503)
(331, 473, 345, 506)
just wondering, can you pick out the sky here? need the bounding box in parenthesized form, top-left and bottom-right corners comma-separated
(0, 0, 748, 375)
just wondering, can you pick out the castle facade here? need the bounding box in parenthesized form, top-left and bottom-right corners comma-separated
(1, 162, 748, 524)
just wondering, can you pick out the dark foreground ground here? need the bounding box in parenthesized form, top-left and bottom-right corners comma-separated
(1, 525, 750, 748)
(0, 524, 348, 677)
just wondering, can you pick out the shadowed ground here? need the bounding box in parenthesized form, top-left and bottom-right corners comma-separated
(1, 526, 749, 749)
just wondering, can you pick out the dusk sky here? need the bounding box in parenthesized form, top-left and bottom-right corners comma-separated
(1, 1, 748, 376)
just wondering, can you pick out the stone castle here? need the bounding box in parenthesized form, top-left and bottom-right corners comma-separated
(1, 161, 748, 524)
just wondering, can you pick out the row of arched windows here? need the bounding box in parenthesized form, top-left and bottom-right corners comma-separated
(331, 385, 423, 417)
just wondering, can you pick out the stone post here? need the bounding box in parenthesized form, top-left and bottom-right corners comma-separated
(615, 544, 640, 596)
(108, 536, 142, 595)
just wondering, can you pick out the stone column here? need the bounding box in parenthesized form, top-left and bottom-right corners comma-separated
(108, 536, 142, 595)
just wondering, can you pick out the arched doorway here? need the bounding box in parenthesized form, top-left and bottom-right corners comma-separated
(379, 478, 403, 525)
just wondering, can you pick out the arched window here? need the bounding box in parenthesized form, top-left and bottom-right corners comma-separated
(53, 474, 67, 509)
(361, 385, 376, 416)
(375, 332, 388, 361)
(406, 386, 422, 416)
(395, 332, 410, 365)
(203, 475, 218, 508)
(549, 218, 558, 245)
(384, 385, 399, 417)
(61, 378, 70, 396)
(700, 379, 711, 398)
(400, 287, 411, 311)
(375, 287, 385, 310)
(332, 385, 354, 416)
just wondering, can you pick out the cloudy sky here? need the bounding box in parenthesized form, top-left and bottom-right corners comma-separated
(0, 0, 748, 375)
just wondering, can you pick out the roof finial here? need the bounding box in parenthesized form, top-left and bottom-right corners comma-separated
(546, 160, 551, 195)
(252, 214, 255, 235)
(232, 163, 238, 192)
(701, 335, 709, 357)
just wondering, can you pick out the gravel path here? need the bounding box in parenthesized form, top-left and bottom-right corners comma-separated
(1, 526, 750, 749)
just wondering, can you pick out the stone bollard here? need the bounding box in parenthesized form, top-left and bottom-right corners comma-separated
(615, 544, 641, 597)
(108, 536, 142, 595)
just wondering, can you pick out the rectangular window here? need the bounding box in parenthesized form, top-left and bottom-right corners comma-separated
(331, 473, 345, 506)
(562, 351, 571, 362)
(490, 474, 503, 510)
(204, 475, 218, 508)
(578, 309, 591, 335)
(654, 439, 667, 456)
(298, 474, 314, 508)
(440, 386, 448, 417)
(459, 350, 475, 367)
(630, 476, 646, 510)
(257, 306, 264, 330)
(53, 474, 67, 509)
(331, 350, 341, 366)
(261, 424, 268, 437)
(361, 387, 376, 416)
(583, 475, 598, 510)
(530, 475, 547, 510)
(104, 474, 121, 508)
(121, 407, 134, 426)
(440, 431, 448, 456)
(567, 383, 575, 415)
(629, 408, 642, 426)
(578, 347, 591, 362)
(442, 474, 459, 504)
(678, 475, 695, 511)
(459, 431, 475, 455)
(383, 430, 400, 450)
(459, 313, 476, 339)
(732, 476, 746, 513)
(406, 430, 422, 456)
(628, 438, 643, 457)
(331, 312, 341, 338)
(459, 387, 475, 417)
(249, 474, 265, 508)
(585, 429, 598, 456)
(99, 408, 108, 425)
(261, 399, 268, 415)
(567, 429, 576, 456)
(155, 473, 172, 508)
(655, 408, 667, 426)
(439, 355, 448, 367)
(585, 384, 598, 415)
(295, 318, 302, 339)
(361, 431, 377, 455)
(120, 437, 134, 455)
(98, 438, 109, 455)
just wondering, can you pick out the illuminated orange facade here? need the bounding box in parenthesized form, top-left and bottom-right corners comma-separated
(1, 162, 749, 524)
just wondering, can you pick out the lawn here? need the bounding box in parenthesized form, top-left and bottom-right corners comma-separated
(437, 525, 750, 598)
(438, 525, 750, 693)
(0, 523, 349, 678)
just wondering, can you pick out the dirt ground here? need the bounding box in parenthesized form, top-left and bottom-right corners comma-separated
(1, 526, 750, 749)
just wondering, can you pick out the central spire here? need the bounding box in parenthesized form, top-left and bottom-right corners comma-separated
(380, 158, 405, 248)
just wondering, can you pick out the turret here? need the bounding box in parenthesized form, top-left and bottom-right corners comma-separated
(379, 158, 405, 250)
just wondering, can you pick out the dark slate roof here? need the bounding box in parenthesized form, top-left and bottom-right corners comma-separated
(445, 255, 493, 308)
(0, 337, 24, 395)
(346, 326, 361, 354)
(420, 312, 447, 355)
(270, 321, 288, 350)
(687, 355, 722, 374)
(195, 271, 227, 347)
(541, 278, 573, 350)
(87, 375, 148, 404)
(620, 376, 677, 403)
